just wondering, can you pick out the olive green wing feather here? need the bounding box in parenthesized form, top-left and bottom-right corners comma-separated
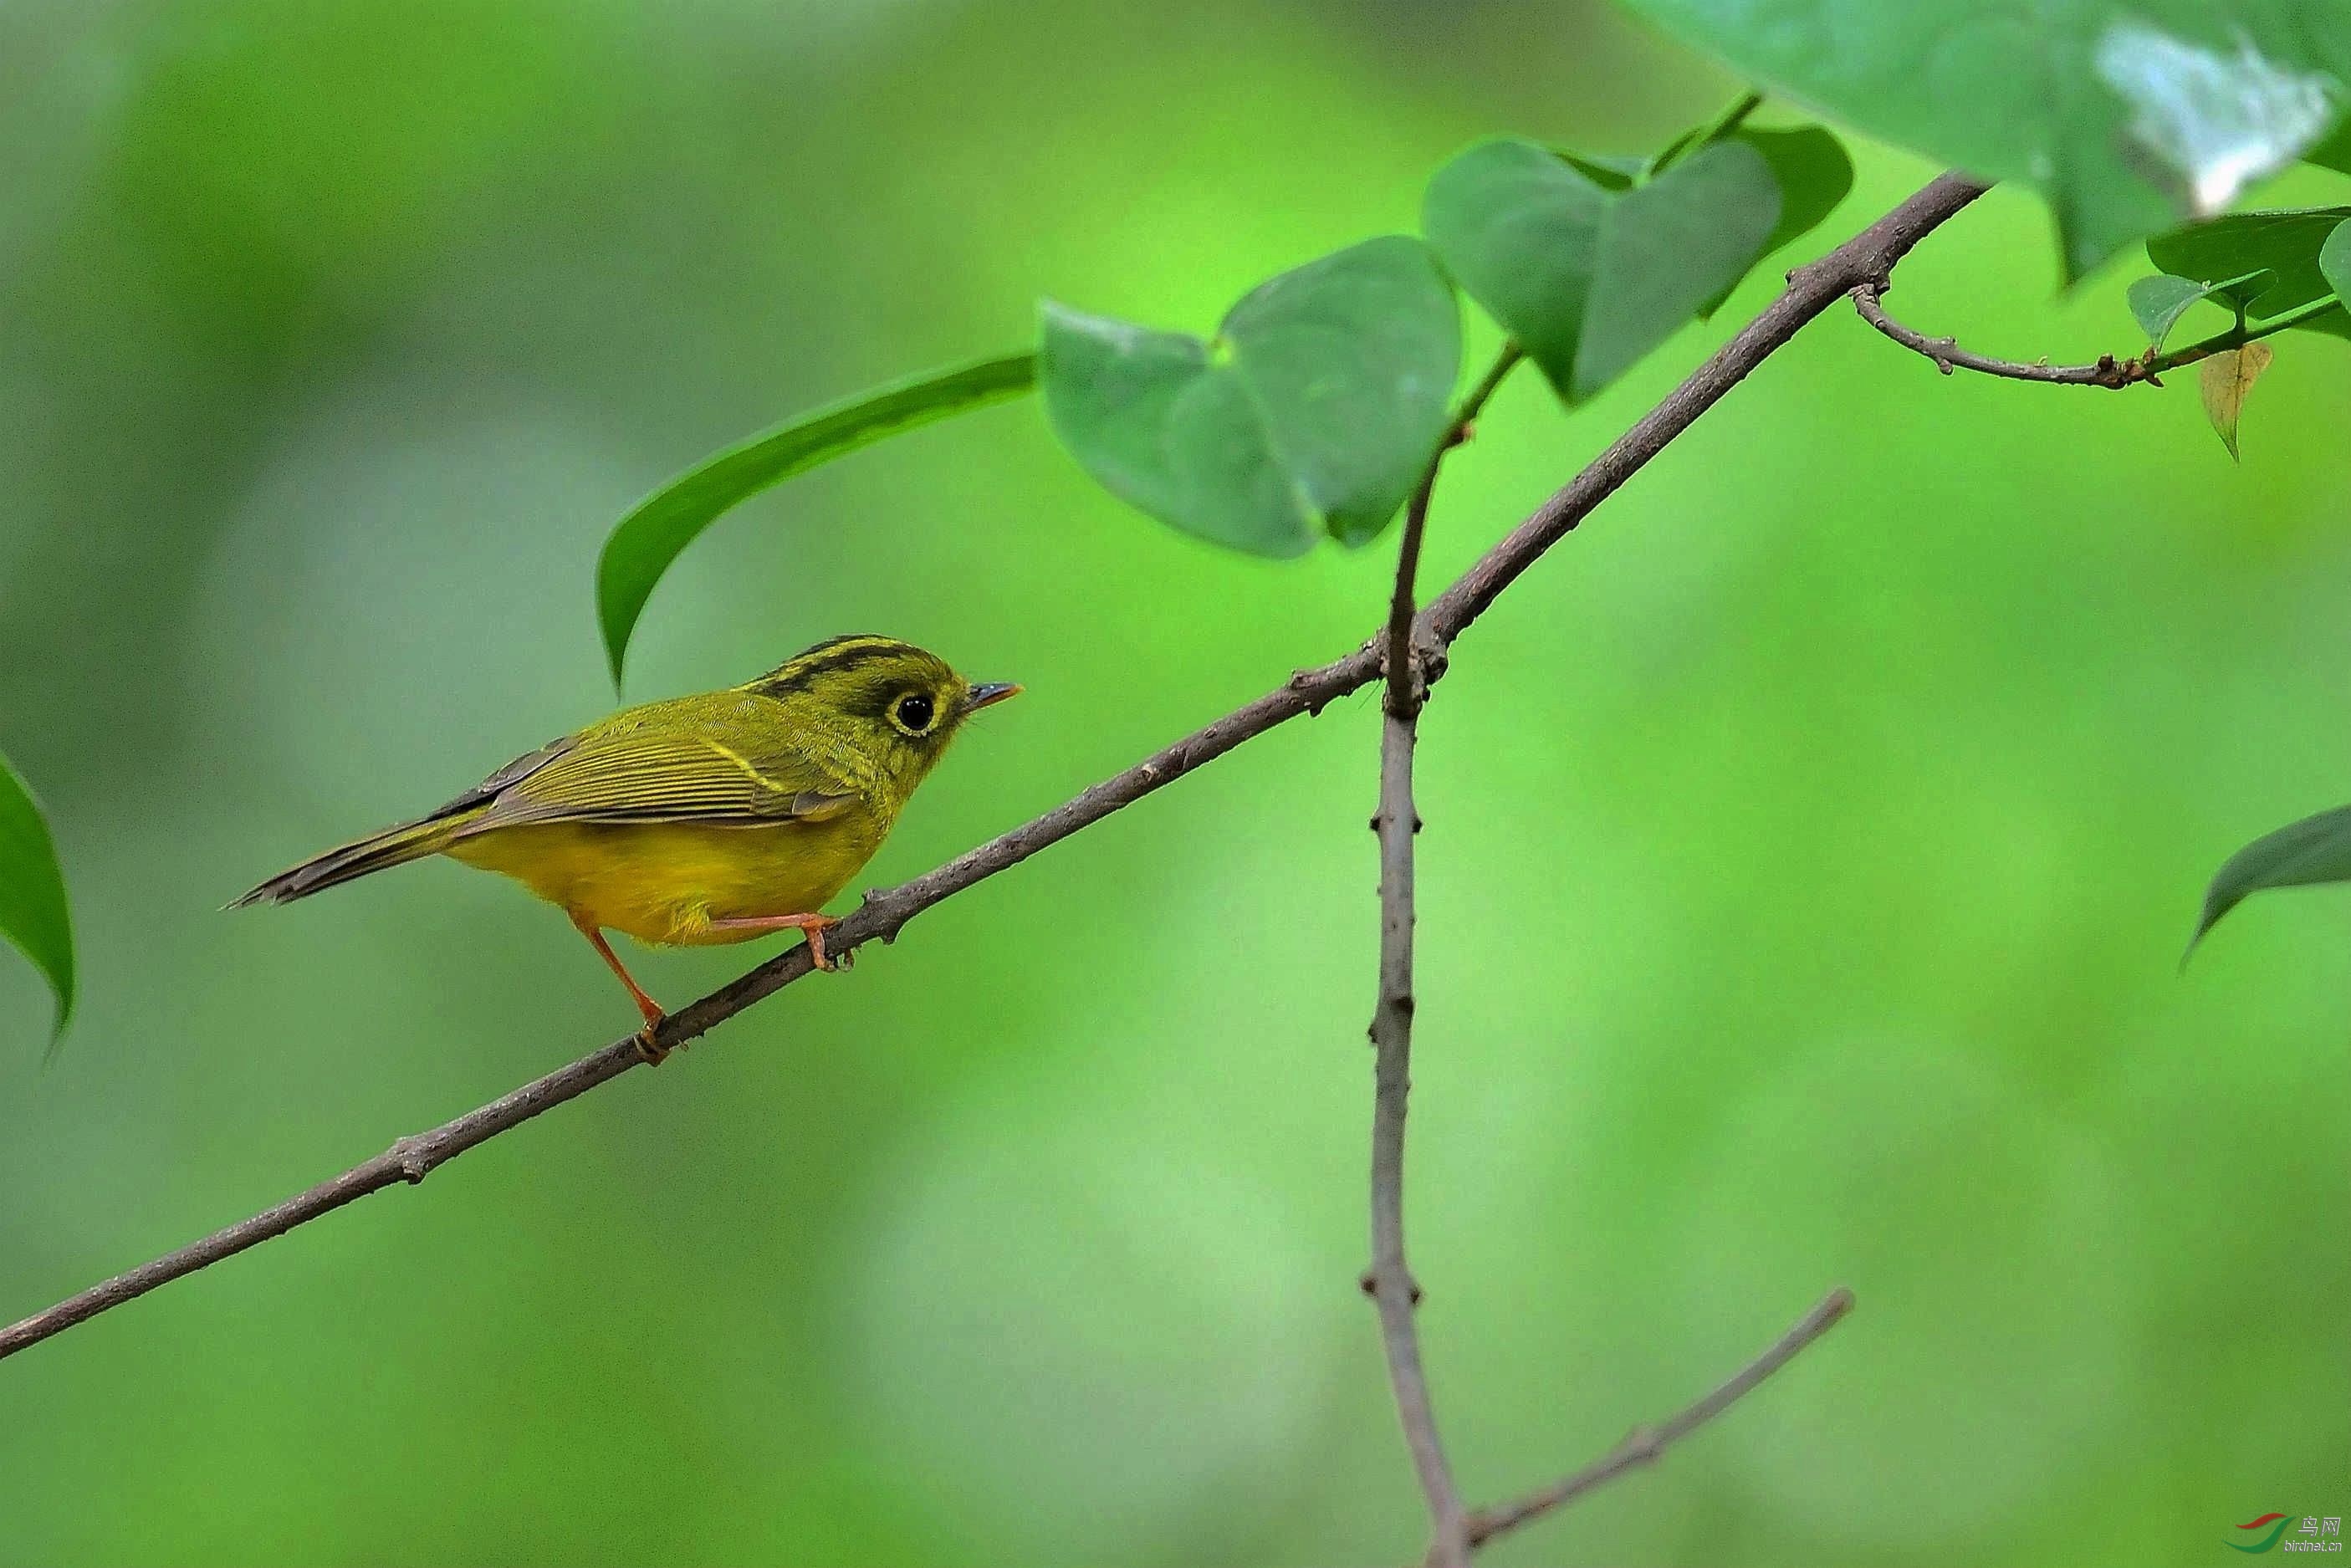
(457, 696, 857, 831)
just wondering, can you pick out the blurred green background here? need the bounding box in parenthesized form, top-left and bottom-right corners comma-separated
(1, 2, 2345, 1563)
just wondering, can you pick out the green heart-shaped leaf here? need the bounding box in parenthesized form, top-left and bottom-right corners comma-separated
(2127, 268, 2271, 351)
(1423, 137, 1780, 403)
(2316, 217, 2351, 308)
(1039, 236, 1460, 555)
(2128, 275, 2209, 345)
(2148, 207, 2351, 319)
(0, 751, 73, 1046)
(2190, 801, 2351, 956)
(1698, 125, 1854, 317)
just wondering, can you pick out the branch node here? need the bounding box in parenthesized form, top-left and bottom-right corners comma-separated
(1413, 631, 1449, 692)
(1360, 1265, 1423, 1305)
(1620, 1422, 1666, 1467)
(388, 1136, 437, 1185)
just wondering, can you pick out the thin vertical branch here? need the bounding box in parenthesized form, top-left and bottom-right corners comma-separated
(1367, 346, 1521, 1568)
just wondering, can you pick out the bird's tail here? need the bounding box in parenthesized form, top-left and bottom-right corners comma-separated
(229, 810, 476, 908)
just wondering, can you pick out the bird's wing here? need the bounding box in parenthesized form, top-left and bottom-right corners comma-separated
(451, 698, 857, 831)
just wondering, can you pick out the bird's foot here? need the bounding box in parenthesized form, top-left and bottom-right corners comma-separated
(705, 912, 845, 972)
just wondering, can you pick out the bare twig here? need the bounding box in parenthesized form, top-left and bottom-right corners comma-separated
(1850, 283, 2149, 386)
(1366, 345, 1524, 1567)
(1854, 274, 2348, 390)
(0, 171, 1989, 1368)
(1456, 1287, 1855, 1555)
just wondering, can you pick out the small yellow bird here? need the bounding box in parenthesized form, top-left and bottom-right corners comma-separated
(234, 635, 1018, 1050)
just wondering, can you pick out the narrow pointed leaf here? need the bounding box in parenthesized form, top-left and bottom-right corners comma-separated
(0, 752, 74, 1044)
(1040, 237, 1459, 554)
(596, 351, 1036, 686)
(2190, 802, 2351, 954)
(2198, 342, 2273, 461)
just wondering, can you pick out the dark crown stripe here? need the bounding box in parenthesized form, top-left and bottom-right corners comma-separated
(752, 635, 911, 696)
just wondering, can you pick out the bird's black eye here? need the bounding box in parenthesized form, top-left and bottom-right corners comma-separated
(893, 692, 936, 733)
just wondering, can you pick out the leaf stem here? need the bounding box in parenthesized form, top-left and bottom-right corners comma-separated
(2150, 293, 2341, 371)
(1648, 89, 1766, 178)
(1708, 89, 1766, 141)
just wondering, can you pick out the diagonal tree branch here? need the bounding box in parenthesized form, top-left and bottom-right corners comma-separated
(0, 170, 1990, 1368)
(1366, 344, 1524, 1568)
(1452, 1286, 1855, 1558)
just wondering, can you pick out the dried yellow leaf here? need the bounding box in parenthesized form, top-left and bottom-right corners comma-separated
(2199, 341, 2274, 462)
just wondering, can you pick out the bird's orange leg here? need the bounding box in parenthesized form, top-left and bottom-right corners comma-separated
(704, 912, 844, 971)
(572, 918, 672, 1062)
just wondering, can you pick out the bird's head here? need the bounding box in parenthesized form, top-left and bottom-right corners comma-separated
(747, 634, 1019, 794)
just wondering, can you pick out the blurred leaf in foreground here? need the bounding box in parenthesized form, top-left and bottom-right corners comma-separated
(1623, 0, 2351, 278)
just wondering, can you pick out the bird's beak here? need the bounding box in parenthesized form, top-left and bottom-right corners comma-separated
(963, 682, 1022, 712)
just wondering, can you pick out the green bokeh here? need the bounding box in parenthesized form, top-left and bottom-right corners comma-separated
(1, 2, 2345, 1564)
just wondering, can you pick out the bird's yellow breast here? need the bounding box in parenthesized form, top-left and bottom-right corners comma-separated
(445, 811, 887, 947)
